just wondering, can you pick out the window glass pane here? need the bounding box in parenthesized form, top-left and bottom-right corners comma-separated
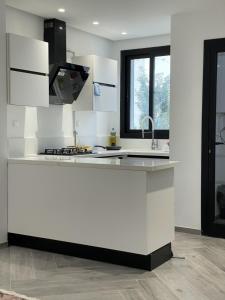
(215, 52, 225, 221)
(130, 58, 150, 130)
(153, 56, 170, 130)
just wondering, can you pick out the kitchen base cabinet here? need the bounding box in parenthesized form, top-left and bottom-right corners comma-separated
(8, 162, 175, 270)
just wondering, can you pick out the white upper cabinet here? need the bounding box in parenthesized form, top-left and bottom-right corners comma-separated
(9, 71, 49, 107)
(8, 33, 49, 74)
(93, 85, 117, 112)
(7, 33, 49, 107)
(73, 55, 117, 112)
(93, 56, 117, 85)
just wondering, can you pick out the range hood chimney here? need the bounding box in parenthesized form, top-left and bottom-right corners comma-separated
(44, 19, 66, 65)
(44, 19, 89, 105)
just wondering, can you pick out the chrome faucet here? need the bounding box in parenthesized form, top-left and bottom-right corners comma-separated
(73, 130, 78, 147)
(141, 115, 158, 150)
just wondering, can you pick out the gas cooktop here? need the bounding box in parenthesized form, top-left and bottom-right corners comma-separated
(40, 147, 93, 156)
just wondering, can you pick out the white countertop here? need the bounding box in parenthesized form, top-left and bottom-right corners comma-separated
(8, 149, 177, 172)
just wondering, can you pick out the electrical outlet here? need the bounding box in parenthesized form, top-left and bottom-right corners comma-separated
(12, 120, 20, 128)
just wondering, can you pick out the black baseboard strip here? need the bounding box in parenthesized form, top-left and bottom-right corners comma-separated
(8, 233, 172, 271)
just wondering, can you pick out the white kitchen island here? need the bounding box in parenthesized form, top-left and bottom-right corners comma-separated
(8, 155, 177, 270)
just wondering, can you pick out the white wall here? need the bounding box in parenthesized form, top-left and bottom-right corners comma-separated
(6, 7, 44, 156)
(67, 27, 113, 58)
(6, 6, 114, 155)
(170, 6, 225, 230)
(6, 6, 43, 40)
(0, 0, 7, 243)
(112, 34, 170, 149)
(67, 27, 116, 146)
(7, 5, 225, 231)
(6, 6, 171, 154)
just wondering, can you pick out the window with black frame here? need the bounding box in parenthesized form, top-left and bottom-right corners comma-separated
(120, 46, 170, 139)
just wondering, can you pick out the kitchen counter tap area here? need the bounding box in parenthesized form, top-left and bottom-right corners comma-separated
(8, 150, 174, 171)
(8, 153, 177, 270)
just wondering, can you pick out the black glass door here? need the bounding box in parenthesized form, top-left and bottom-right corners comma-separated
(202, 38, 225, 237)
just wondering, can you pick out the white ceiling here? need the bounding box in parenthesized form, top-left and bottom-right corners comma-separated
(6, 0, 222, 41)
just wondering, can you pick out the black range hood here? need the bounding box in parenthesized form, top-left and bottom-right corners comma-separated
(44, 19, 89, 104)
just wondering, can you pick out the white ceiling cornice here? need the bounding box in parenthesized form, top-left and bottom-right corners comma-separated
(6, 0, 223, 41)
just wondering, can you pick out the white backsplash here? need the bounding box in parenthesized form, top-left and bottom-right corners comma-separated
(119, 138, 169, 151)
(7, 102, 169, 156)
(8, 137, 36, 157)
(7, 104, 117, 156)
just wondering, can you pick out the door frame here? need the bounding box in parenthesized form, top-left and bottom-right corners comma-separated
(202, 38, 225, 238)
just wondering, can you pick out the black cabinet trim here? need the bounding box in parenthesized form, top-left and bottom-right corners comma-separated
(8, 233, 172, 271)
(93, 81, 116, 88)
(10, 68, 48, 76)
(127, 155, 169, 159)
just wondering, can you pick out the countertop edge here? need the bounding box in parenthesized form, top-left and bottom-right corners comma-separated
(8, 157, 178, 172)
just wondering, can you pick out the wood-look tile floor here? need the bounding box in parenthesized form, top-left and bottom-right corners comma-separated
(0, 232, 225, 299)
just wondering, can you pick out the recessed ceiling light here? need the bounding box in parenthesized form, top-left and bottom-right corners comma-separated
(93, 21, 99, 25)
(58, 8, 65, 13)
(121, 32, 127, 35)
